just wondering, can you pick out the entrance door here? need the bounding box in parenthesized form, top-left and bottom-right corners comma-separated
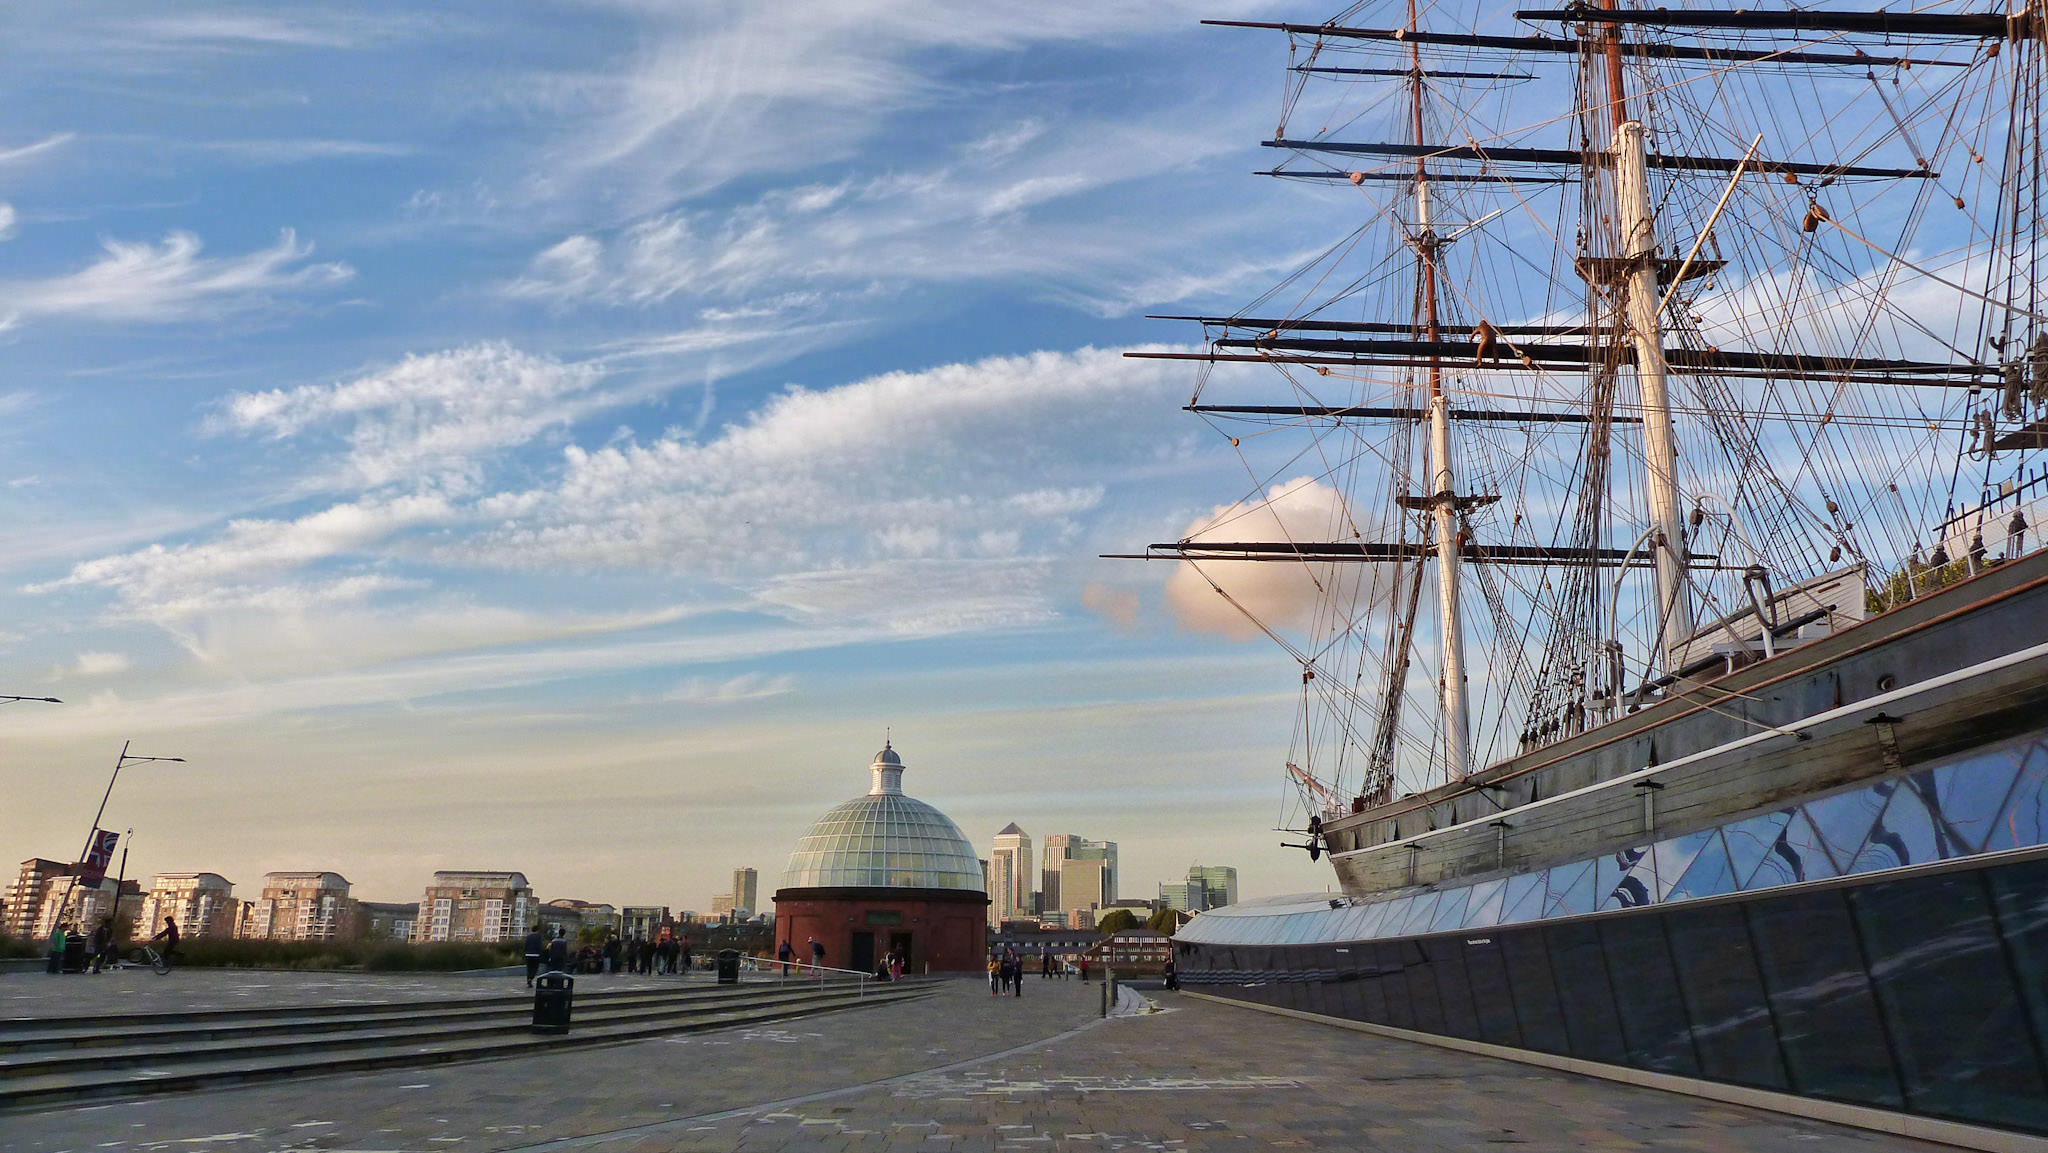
(889, 931, 913, 970)
(850, 931, 875, 973)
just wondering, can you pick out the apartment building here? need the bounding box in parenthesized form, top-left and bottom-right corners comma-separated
(412, 870, 532, 944)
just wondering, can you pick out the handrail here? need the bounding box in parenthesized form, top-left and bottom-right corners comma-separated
(768, 958, 879, 997)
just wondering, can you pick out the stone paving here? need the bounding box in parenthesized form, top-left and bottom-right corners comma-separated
(2, 971, 1954, 1153)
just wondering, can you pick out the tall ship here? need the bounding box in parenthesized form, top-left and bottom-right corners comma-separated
(1132, 0, 2048, 1144)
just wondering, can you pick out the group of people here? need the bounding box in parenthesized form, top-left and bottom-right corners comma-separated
(521, 926, 694, 985)
(987, 947, 1034, 995)
(45, 915, 179, 974)
(608, 932, 691, 975)
(774, 935, 829, 974)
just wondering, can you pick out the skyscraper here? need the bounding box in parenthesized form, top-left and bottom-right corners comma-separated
(1040, 835, 1116, 913)
(732, 867, 758, 915)
(1161, 864, 1238, 912)
(988, 824, 1032, 925)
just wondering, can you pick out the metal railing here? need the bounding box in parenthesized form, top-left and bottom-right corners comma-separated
(767, 959, 878, 997)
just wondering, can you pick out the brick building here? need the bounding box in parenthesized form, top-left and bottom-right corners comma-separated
(241, 871, 354, 941)
(773, 741, 988, 974)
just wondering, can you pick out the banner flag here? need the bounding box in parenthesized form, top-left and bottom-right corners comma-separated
(78, 828, 120, 889)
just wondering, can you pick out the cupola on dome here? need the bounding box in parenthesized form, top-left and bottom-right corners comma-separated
(778, 741, 984, 893)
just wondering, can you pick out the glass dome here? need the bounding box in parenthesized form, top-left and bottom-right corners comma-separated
(779, 744, 986, 892)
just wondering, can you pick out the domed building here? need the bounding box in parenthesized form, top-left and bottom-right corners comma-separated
(773, 741, 988, 974)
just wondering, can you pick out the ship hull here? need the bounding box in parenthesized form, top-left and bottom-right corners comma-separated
(1178, 555, 2048, 1141)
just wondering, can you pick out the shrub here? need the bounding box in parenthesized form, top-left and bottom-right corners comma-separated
(159, 938, 520, 972)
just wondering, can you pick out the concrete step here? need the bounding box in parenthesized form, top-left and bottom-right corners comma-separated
(0, 984, 893, 1076)
(0, 978, 877, 1054)
(0, 983, 935, 1112)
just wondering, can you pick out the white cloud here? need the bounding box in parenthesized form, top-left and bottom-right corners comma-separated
(665, 671, 796, 704)
(505, 116, 1248, 313)
(1165, 477, 1367, 641)
(0, 228, 350, 328)
(0, 204, 15, 241)
(458, 346, 1194, 584)
(67, 651, 132, 677)
(0, 133, 75, 166)
(29, 493, 455, 622)
(194, 139, 413, 163)
(220, 343, 611, 489)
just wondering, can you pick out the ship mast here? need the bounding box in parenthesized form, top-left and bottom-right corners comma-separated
(1598, 0, 1695, 667)
(1410, 0, 1474, 781)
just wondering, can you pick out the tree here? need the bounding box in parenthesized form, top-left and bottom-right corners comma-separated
(1095, 908, 1139, 934)
(1145, 908, 1183, 936)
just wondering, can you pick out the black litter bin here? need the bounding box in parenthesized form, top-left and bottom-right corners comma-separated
(716, 948, 740, 984)
(532, 971, 574, 1034)
(61, 935, 88, 974)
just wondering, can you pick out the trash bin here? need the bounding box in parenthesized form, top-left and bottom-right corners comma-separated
(531, 971, 573, 1034)
(61, 935, 89, 974)
(716, 949, 740, 984)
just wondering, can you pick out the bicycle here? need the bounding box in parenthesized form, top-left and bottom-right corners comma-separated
(126, 944, 172, 975)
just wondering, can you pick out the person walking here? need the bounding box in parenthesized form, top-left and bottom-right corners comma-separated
(1010, 949, 1023, 999)
(89, 919, 113, 974)
(679, 936, 693, 976)
(46, 923, 67, 975)
(986, 952, 1000, 995)
(1163, 955, 1179, 991)
(808, 936, 825, 973)
(604, 933, 622, 974)
(523, 924, 546, 987)
(545, 929, 570, 973)
(777, 939, 793, 975)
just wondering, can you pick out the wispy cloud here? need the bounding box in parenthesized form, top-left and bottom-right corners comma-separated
(218, 343, 612, 490)
(193, 139, 414, 164)
(0, 133, 76, 166)
(0, 228, 350, 329)
(66, 651, 132, 677)
(665, 671, 797, 704)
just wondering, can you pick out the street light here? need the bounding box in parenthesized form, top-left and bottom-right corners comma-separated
(51, 740, 186, 935)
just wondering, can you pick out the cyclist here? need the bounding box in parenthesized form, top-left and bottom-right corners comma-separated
(148, 915, 180, 967)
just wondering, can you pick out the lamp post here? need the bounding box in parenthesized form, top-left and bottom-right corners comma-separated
(52, 741, 185, 935)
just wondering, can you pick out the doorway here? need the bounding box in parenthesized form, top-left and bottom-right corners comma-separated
(850, 931, 875, 973)
(888, 931, 913, 970)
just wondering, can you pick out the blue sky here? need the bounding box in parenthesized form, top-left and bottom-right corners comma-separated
(0, 1, 1380, 909)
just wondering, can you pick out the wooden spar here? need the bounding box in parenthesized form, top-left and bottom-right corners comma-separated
(1110, 541, 1727, 567)
(1515, 7, 2015, 37)
(1202, 336, 1987, 378)
(1149, 314, 1598, 335)
(1185, 404, 1642, 424)
(1126, 349, 1989, 387)
(1261, 168, 1572, 184)
(1199, 20, 1969, 67)
(1293, 66, 1535, 79)
(1263, 139, 1932, 179)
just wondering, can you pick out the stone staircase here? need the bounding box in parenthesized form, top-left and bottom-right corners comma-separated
(0, 974, 934, 1110)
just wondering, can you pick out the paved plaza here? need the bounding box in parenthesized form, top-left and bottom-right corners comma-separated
(5, 971, 1952, 1153)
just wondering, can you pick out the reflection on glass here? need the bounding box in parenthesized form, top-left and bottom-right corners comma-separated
(1722, 809, 1793, 889)
(1463, 879, 1507, 928)
(1933, 745, 2024, 853)
(1546, 860, 1595, 916)
(1803, 785, 1887, 871)
(1666, 832, 1736, 901)
(1986, 741, 2048, 853)
(1851, 780, 1939, 874)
